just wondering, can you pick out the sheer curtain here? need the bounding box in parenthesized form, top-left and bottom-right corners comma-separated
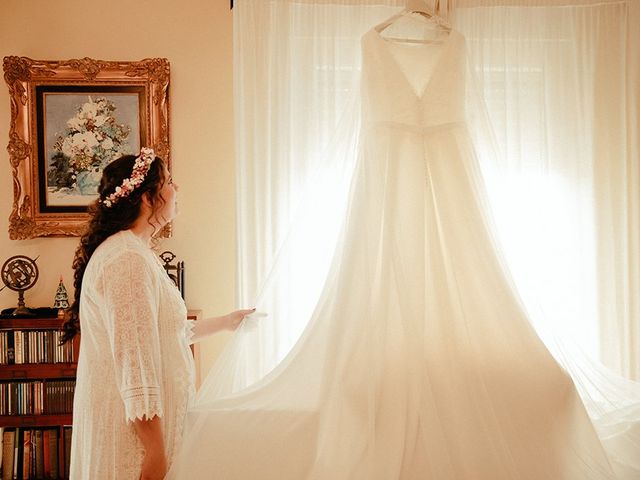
(232, 0, 640, 389)
(452, 0, 640, 379)
(232, 0, 405, 390)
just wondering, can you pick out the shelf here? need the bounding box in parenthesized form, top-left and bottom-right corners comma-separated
(0, 414, 72, 428)
(0, 363, 77, 380)
(0, 317, 64, 329)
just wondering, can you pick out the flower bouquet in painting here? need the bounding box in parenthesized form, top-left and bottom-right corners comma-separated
(48, 96, 132, 199)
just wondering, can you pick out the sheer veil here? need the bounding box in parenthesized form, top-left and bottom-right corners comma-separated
(168, 2, 640, 479)
(194, 86, 362, 401)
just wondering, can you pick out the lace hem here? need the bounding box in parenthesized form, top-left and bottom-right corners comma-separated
(122, 386, 164, 423)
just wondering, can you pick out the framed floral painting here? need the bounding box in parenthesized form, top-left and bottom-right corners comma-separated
(3, 57, 170, 239)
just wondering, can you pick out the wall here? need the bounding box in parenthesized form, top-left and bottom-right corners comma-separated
(0, 0, 237, 379)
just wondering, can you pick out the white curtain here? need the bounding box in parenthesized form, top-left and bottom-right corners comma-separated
(452, 0, 640, 379)
(233, 0, 640, 385)
(233, 0, 405, 388)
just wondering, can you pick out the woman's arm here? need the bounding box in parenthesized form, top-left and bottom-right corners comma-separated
(190, 308, 256, 343)
(102, 252, 167, 478)
(133, 415, 167, 480)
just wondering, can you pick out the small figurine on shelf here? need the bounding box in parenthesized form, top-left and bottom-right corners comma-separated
(54, 276, 70, 318)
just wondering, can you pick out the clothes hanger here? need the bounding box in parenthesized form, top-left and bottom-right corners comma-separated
(374, 0, 452, 42)
(408, 0, 452, 29)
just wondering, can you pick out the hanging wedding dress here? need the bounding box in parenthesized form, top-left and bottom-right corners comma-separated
(169, 15, 639, 480)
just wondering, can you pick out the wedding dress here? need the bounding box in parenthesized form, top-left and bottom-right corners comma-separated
(168, 20, 639, 480)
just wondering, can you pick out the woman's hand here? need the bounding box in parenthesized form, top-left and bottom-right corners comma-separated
(218, 308, 256, 331)
(139, 450, 167, 480)
(190, 308, 257, 342)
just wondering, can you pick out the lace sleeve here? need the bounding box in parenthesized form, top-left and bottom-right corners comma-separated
(102, 250, 164, 423)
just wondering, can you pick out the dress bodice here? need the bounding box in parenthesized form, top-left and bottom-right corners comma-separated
(361, 29, 466, 130)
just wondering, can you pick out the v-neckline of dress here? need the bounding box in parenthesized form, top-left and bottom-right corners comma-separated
(369, 27, 457, 102)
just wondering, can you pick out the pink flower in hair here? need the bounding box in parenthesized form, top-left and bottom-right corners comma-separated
(99, 147, 156, 208)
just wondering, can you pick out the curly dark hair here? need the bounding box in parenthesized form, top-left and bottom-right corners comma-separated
(60, 154, 168, 344)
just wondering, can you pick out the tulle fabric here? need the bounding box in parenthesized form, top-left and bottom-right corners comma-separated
(168, 21, 639, 479)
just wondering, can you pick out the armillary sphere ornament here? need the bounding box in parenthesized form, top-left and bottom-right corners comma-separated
(1, 255, 40, 316)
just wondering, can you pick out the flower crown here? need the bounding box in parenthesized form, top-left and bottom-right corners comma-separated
(100, 147, 156, 208)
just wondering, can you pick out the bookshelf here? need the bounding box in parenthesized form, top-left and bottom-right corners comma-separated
(0, 313, 78, 479)
(0, 310, 199, 478)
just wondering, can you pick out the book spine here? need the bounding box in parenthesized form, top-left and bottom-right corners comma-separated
(23, 333, 29, 365)
(49, 430, 58, 480)
(35, 430, 43, 479)
(42, 430, 50, 478)
(14, 332, 21, 365)
(0, 333, 5, 364)
(63, 428, 71, 479)
(7, 332, 14, 365)
(13, 428, 20, 480)
(21, 430, 29, 480)
(2, 429, 14, 480)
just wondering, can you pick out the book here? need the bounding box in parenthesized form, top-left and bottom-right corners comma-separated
(4, 333, 14, 365)
(48, 430, 58, 480)
(1, 429, 14, 480)
(13, 428, 20, 480)
(34, 430, 43, 479)
(63, 428, 72, 479)
(22, 430, 29, 480)
(13, 332, 22, 365)
(42, 430, 49, 478)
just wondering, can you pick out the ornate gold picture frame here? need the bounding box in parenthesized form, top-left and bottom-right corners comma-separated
(3, 56, 170, 239)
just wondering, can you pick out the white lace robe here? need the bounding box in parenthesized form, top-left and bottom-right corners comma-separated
(70, 230, 195, 479)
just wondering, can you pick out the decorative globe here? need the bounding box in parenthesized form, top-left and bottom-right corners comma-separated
(1, 255, 39, 292)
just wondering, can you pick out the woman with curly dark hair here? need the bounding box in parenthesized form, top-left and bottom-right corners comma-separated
(64, 148, 254, 480)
